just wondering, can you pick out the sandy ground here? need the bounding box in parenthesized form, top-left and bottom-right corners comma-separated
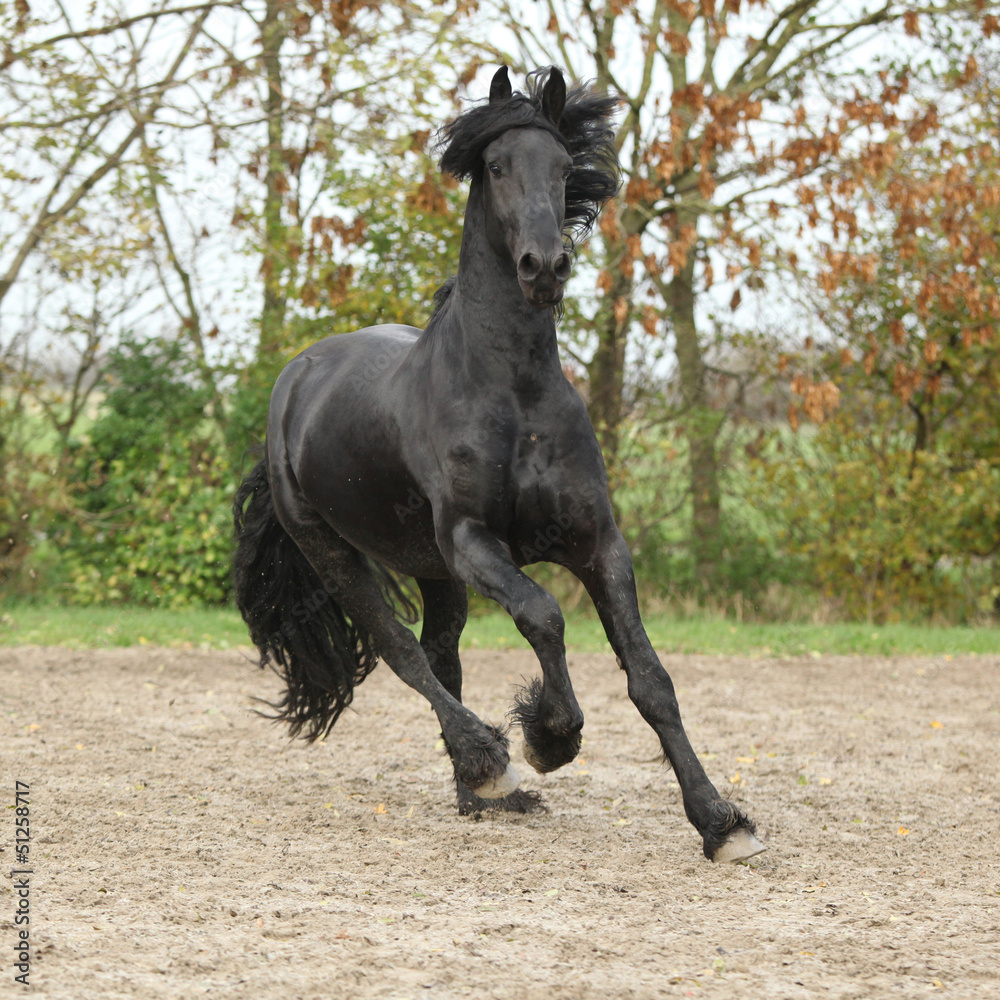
(1, 643, 998, 999)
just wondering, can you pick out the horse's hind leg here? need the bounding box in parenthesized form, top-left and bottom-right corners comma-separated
(416, 577, 467, 703)
(270, 498, 518, 799)
(418, 577, 543, 815)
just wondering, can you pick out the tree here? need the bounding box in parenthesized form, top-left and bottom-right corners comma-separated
(291, 154, 466, 343)
(494, 0, 1000, 588)
(0, 1, 225, 310)
(1, 1, 482, 446)
(0, 0, 480, 599)
(160, 0, 483, 453)
(753, 46, 1000, 621)
(0, 2, 237, 593)
(52, 333, 235, 606)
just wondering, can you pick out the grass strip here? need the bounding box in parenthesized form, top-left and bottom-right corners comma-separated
(1, 603, 996, 657)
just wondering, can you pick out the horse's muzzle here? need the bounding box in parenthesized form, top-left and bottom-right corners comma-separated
(517, 249, 572, 309)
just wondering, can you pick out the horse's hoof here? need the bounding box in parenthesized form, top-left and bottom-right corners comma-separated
(511, 678, 583, 774)
(712, 827, 767, 863)
(522, 740, 546, 774)
(471, 762, 520, 799)
(521, 729, 581, 774)
(457, 787, 546, 815)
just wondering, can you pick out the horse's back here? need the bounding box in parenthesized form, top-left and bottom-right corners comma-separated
(301, 323, 421, 356)
(282, 323, 421, 383)
(269, 324, 418, 433)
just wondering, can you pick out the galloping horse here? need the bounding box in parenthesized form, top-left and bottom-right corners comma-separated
(233, 66, 763, 862)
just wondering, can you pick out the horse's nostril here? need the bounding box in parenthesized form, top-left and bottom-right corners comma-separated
(518, 253, 542, 280)
(518, 251, 571, 284)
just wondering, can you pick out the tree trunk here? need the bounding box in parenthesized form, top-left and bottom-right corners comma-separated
(223, 0, 291, 460)
(259, 0, 289, 362)
(583, 5, 636, 490)
(669, 235, 722, 591)
(0, 11, 210, 309)
(586, 200, 648, 491)
(587, 262, 630, 473)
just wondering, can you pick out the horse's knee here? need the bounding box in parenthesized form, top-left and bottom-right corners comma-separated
(512, 589, 564, 650)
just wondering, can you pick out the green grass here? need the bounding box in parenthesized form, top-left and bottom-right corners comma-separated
(1, 603, 997, 656)
(0, 604, 250, 650)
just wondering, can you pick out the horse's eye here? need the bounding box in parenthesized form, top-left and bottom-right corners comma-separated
(488, 163, 502, 178)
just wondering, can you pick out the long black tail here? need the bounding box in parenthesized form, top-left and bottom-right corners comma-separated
(232, 459, 417, 742)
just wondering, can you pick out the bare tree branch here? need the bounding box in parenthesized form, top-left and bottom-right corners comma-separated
(0, 10, 211, 307)
(1, 1, 241, 69)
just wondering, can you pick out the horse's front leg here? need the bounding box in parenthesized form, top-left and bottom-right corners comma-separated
(444, 518, 585, 774)
(574, 529, 765, 863)
(417, 576, 542, 814)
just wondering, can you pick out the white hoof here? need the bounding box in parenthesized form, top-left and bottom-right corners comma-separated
(713, 828, 767, 863)
(472, 763, 520, 800)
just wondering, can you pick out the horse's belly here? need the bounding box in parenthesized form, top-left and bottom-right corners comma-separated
(308, 473, 451, 580)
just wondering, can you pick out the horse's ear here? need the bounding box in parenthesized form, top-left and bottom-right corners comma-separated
(489, 66, 512, 104)
(541, 67, 566, 126)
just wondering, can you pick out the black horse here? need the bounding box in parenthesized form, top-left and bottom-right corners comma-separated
(233, 66, 763, 862)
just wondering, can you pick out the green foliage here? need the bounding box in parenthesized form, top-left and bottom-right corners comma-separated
(85, 335, 213, 473)
(0, 350, 86, 593)
(759, 120, 1000, 623)
(223, 370, 272, 468)
(48, 335, 234, 607)
(54, 445, 234, 607)
(604, 420, 799, 602)
(285, 159, 465, 348)
(630, 510, 794, 605)
(0, 392, 73, 592)
(750, 417, 1000, 623)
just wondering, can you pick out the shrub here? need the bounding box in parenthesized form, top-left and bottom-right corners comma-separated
(751, 417, 1000, 623)
(47, 334, 235, 606)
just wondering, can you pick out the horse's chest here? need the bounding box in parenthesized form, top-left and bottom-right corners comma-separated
(449, 423, 552, 486)
(445, 442, 514, 515)
(512, 429, 561, 491)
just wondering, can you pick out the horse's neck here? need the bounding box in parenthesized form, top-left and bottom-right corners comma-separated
(448, 183, 562, 388)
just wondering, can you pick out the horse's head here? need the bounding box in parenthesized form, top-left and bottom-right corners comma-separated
(438, 66, 621, 313)
(481, 69, 573, 310)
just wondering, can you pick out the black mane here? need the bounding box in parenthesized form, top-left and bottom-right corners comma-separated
(437, 67, 621, 247)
